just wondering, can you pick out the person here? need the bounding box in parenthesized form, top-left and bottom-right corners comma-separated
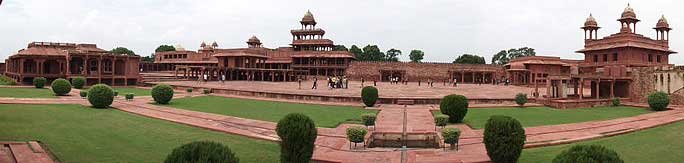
(312, 78, 318, 89)
(373, 80, 377, 86)
(418, 80, 421, 86)
(221, 74, 226, 84)
(453, 78, 458, 87)
(344, 77, 349, 89)
(298, 77, 302, 89)
(428, 78, 432, 87)
(203, 74, 208, 83)
(361, 77, 365, 87)
(327, 77, 332, 89)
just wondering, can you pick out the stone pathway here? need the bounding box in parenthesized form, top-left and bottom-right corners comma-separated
(0, 141, 55, 163)
(1, 89, 684, 162)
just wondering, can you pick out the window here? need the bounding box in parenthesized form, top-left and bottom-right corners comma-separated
(603, 54, 608, 62)
(657, 55, 662, 63)
(613, 53, 618, 61)
(648, 54, 653, 62)
(593, 55, 598, 63)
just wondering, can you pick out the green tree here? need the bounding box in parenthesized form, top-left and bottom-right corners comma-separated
(110, 47, 136, 56)
(155, 45, 176, 52)
(385, 48, 402, 62)
(349, 45, 363, 60)
(491, 47, 536, 65)
(361, 45, 385, 61)
(409, 49, 425, 62)
(453, 54, 485, 64)
(141, 53, 155, 62)
(333, 45, 348, 51)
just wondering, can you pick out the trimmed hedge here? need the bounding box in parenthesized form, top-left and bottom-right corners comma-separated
(276, 113, 317, 163)
(113, 91, 119, 97)
(87, 84, 114, 108)
(33, 77, 47, 88)
(552, 145, 624, 163)
(125, 93, 135, 100)
(648, 91, 670, 111)
(186, 88, 193, 93)
(361, 113, 377, 127)
(434, 115, 449, 128)
(71, 77, 86, 89)
(80, 91, 88, 98)
(152, 84, 175, 104)
(203, 89, 211, 94)
(612, 98, 621, 107)
(361, 86, 379, 107)
(515, 93, 528, 107)
(484, 115, 526, 163)
(164, 141, 239, 163)
(51, 78, 72, 96)
(439, 94, 469, 123)
(441, 128, 461, 150)
(346, 126, 368, 144)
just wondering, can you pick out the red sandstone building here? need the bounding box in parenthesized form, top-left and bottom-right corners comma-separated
(153, 11, 355, 81)
(3, 42, 141, 85)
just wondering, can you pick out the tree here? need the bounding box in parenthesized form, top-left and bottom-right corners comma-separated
(142, 53, 155, 62)
(361, 45, 385, 61)
(110, 47, 136, 56)
(155, 45, 176, 52)
(453, 54, 485, 64)
(349, 45, 363, 60)
(491, 47, 536, 65)
(385, 48, 401, 62)
(409, 50, 425, 62)
(333, 45, 348, 51)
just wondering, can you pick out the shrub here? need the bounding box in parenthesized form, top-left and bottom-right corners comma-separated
(186, 88, 193, 93)
(276, 113, 317, 163)
(441, 128, 461, 150)
(33, 77, 46, 88)
(51, 78, 72, 96)
(87, 84, 114, 108)
(484, 115, 526, 163)
(125, 93, 135, 100)
(361, 86, 379, 107)
(164, 141, 239, 163)
(71, 77, 86, 89)
(0, 75, 17, 85)
(203, 89, 211, 94)
(552, 145, 623, 163)
(361, 113, 377, 127)
(612, 98, 621, 106)
(346, 126, 368, 144)
(152, 84, 175, 104)
(515, 93, 528, 107)
(434, 115, 449, 128)
(439, 94, 469, 123)
(648, 91, 670, 111)
(80, 91, 88, 98)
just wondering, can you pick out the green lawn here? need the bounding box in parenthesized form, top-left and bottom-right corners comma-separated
(520, 121, 684, 162)
(0, 87, 57, 98)
(163, 96, 377, 128)
(112, 87, 152, 96)
(433, 106, 650, 129)
(0, 104, 279, 163)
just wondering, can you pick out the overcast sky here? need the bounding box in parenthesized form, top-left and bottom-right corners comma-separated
(0, 0, 681, 64)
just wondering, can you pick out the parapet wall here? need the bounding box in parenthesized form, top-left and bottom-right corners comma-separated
(630, 66, 684, 105)
(345, 61, 505, 82)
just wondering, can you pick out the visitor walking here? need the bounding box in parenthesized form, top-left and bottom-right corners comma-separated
(298, 77, 302, 89)
(453, 78, 458, 87)
(312, 78, 318, 89)
(361, 78, 365, 87)
(343, 77, 349, 89)
(221, 74, 226, 84)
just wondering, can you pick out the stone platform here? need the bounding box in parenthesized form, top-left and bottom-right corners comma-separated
(0, 141, 55, 163)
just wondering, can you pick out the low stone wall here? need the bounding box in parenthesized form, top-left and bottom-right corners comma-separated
(345, 61, 505, 82)
(539, 99, 617, 109)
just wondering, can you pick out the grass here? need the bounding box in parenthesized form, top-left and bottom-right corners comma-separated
(433, 106, 650, 129)
(520, 121, 684, 162)
(0, 104, 278, 163)
(163, 96, 377, 128)
(112, 87, 152, 96)
(0, 87, 57, 98)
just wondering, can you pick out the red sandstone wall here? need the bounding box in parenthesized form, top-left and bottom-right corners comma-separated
(346, 61, 505, 82)
(0, 63, 5, 74)
(630, 67, 656, 103)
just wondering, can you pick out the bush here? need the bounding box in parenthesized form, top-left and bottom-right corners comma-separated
(346, 126, 368, 144)
(434, 115, 449, 128)
(203, 89, 211, 94)
(51, 78, 72, 96)
(80, 91, 88, 98)
(361, 86, 379, 107)
(186, 88, 193, 93)
(361, 113, 377, 127)
(87, 84, 114, 108)
(441, 128, 461, 150)
(515, 93, 528, 107)
(648, 91, 670, 111)
(33, 77, 46, 88)
(439, 94, 469, 123)
(484, 115, 526, 163)
(71, 77, 86, 89)
(0, 75, 17, 85)
(113, 91, 119, 96)
(164, 141, 239, 163)
(612, 98, 621, 106)
(125, 93, 135, 100)
(552, 145, 623, 163)
(152, 84, 175, 104)
(276, 113, 317, 163)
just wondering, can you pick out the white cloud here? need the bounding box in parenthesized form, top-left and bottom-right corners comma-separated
(0, 0, 682, 64)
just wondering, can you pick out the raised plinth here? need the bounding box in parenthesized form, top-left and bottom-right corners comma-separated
(368, 108, 440, 148)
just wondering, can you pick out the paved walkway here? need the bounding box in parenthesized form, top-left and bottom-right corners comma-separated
(1, 88, 684, 163)
(0, 141, 55, 163)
